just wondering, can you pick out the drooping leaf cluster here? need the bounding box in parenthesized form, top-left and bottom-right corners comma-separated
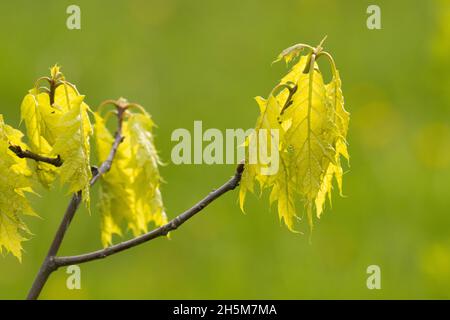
(0, 65, 92, 260)
(20, 65, 92, 200)
(0, 66, 166, 260)
(94, 107, 167, 247)
(240, 40, 350, 232)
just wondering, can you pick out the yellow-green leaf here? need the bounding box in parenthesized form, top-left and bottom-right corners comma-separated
(52, 95, 92, 203)
(0, 115, 36, 261)
(240, 41, 350, 232)
(95, 110, 167, 247)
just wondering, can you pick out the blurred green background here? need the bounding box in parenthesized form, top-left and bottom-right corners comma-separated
(1, 0, 450, 299)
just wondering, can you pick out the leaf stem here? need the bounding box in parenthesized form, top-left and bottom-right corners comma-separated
(317, 51, 337, 77)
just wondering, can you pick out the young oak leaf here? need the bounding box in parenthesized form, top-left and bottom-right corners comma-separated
(52, 94, 92, 204)
(94, 109, 167, 247)
(0, 115, 36, 261)
(20, 66, 93, 192)
(94, 112, 134, 246)
(239, 94, 281, 211)
(127, 112, 167, 234)
(314, 67, 350, 218)
(20, 90, 60, 187)
(281, 56, 337, 227)
(3, 122, 33, 177)
(20, 92, 48, 152)
(53, 83, 91, 117)
(240, 41, 350, 232)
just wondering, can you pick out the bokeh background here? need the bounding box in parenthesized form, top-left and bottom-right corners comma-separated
(1, 0, 449, 299)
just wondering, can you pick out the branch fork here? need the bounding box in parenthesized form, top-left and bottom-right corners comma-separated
(22, 98, 244, 300)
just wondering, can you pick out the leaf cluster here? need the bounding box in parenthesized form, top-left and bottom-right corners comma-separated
(240, 39, 350, 232)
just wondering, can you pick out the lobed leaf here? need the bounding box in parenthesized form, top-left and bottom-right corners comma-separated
(52, 94, 92, 203)
(0, 115, 36, 261)
(20, 67, 93, 201)
(240, 42, 350, 232)
(94, 109, 167, 247)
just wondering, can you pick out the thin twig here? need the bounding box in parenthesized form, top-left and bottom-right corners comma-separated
(25, 100, 244, 300)
(26, 106, 126, 300)
(9, 145, 63, 167)
(54, 163, 244, 267)
(90, 107, 125, 185)
(26, 192, 82, 300)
